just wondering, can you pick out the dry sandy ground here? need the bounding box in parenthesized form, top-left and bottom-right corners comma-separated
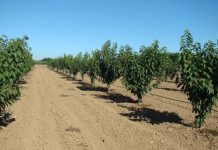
(0, 65, 217, 150)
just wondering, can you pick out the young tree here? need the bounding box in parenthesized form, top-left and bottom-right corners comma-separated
(119, 46, 145, 102)
(165, 52, 180, 80)
(87, 50, 100, 87)
(98, 40, 120, 91)
(69, 53, 82, 79)
(63, 54, 74, 76)
(80, 52, 90, 80)
(140, 41, 169, 86)
(177, 30, 218, 128)
(0, 36, 33, 113)
(120, 41, 167, 102)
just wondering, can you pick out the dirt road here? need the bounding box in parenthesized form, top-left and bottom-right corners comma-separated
(0, 65, 217, 150)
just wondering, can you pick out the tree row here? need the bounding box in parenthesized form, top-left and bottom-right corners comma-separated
(46, 30, 218, 128)
(0, 36, 33, 115)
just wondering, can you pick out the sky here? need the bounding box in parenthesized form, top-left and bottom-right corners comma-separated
(0, 0, 218, 60)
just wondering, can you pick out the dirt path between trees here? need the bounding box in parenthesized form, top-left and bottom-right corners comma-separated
(0, 65, 217, 150)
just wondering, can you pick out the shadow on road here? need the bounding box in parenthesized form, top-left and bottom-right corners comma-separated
(92, 93, 136, 103)
(76, 81, 108, 92)
(0, 111, 15, 128)
(120, 106, 183, 125)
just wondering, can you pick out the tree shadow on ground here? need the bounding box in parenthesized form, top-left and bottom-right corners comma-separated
(0, 112, 15, 128)
(120, 106, 183, 125)
(76, 81, 108, 92)
(92, 93, 136, 103)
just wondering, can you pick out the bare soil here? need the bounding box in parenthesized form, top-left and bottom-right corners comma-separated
(0, 65, 217, 150)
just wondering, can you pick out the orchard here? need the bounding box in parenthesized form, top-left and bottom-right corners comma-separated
(46, 30, 218, 128)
